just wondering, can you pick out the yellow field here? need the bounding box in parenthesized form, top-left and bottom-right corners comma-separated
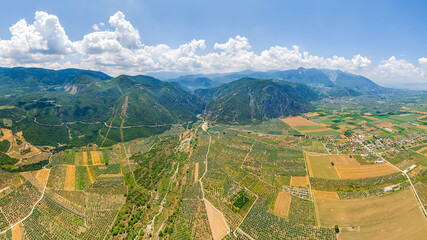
(290, 176, 309, 186)
(376, 122, 394, 128)
(312, 190, 339, 200)
(316, 189, 427, 240)
(90, 151, 101, 165)
(273, 192, 292, 217)
(418, 125, 427, 131)
(335, 162, 399, 179)
(64, 165, 75, 190)
(417, 146, 427, 154)
(0, 128, 13, 143)
(12, 223, 22, 240)
(204, 199, 229, 240)
(300, 128, 332, 133)
(306, 153, 398, 179)
(281, 116, 318, 126)
(194, 162, 199, 183)
(338, 126, 348, 132)
(82, 151, 88, 165)
(304, 112, 319, 117)
(328, 155, 359, 166)
(86, 166, 94, 184)
(34, 168, 50, 186)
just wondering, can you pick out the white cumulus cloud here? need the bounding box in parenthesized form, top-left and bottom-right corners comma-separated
(0, 10, 425, 87)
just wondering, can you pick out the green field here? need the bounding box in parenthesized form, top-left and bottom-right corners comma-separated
(306, 153, 340, 179)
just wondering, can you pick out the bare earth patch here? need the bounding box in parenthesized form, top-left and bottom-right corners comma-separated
(273, 191, 292, 217)
(0, 128, 13, 143)
(204, 199, 229, 240)
(194, 162, 199, 183)
(64, 165, 75, 190)
(290, 176, 309, 186)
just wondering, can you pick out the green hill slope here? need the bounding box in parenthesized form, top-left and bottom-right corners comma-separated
(195, 78, 318, 123)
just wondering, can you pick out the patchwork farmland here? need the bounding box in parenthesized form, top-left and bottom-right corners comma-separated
(1, 93, 427, 239)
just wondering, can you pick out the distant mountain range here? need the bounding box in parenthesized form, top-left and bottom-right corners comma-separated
(0, 66, 390, 146)
(167, 67, 384, 92)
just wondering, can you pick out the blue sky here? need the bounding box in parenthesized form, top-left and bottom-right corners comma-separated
(0, 0, 426, 87)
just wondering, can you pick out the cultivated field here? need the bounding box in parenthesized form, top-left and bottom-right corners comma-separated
(281, 116, 317, 126)
(305, 152, 340, 179)
(312, 190, 339, 200)
(335, 163, 399, 179)
(204, 199, 229, 240)
(90, 151, 101, 165)
(82, 151, 88, 165)
(316, 188, 427, 240)
(329, 155, 359, 166)
(64, 165, 75, 190)
(33, 168, 50, 186)
(306, 153, 399, 179)
(290, 176, 309, 186)
(273, 191, 292, 217)
(86, 166, 95, 184)
(12, 223, 22, 240)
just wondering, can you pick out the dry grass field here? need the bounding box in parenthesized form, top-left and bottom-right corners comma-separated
(33, 168, 50, 186)
(194, 162, 199, 183)
(281, 116, 317, 126)
(300, 128, 333, 133)
(306, 153, 398, 179)
(64, 165, 75, 190)
(90, 151, 101, 165)
(335, 162, 399, 179)
(0, 128, 13, 143)
(12, 223, 22, 240)
(305, 152, 340, 179)
(312, 190, 339, 200)
(417, 146, 427, 154)
(376, 122, 394, 128)
(290, 176, 309, 186)
(273, 191, 292, 217)
(82, 151, 88, 165)
(305, 112, 319, 117)
(329, 155, 359, 166)
(86, 166, 94, 184)
(204, 199, 229, 240)
(417, 125, 427, 131)
(316, 189, 427, 240)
